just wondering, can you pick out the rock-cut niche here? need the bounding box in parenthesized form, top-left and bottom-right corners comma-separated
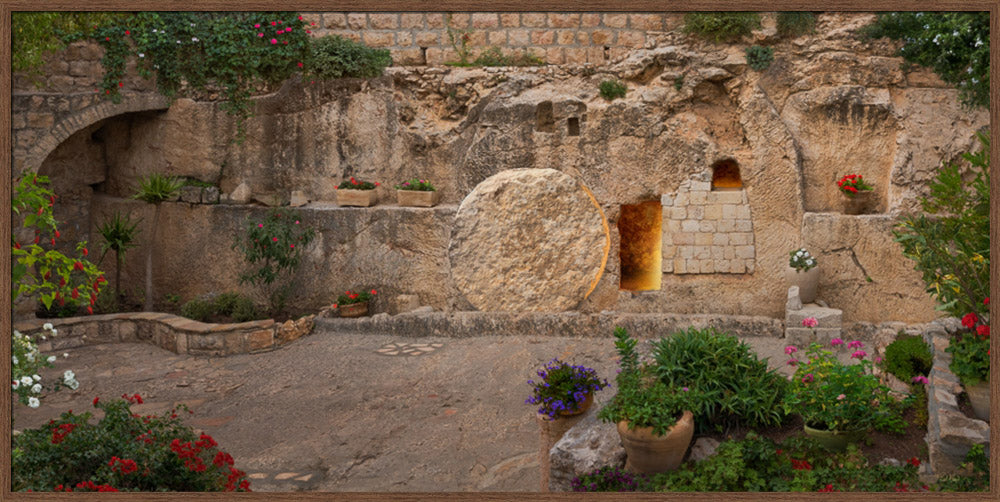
(618, 200, 662, 291)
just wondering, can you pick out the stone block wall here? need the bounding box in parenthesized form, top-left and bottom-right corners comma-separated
(300, 12, 685, 65)
(661, 180, 755, 274)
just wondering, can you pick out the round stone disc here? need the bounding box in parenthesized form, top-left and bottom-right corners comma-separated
(448, 168, 609, 312)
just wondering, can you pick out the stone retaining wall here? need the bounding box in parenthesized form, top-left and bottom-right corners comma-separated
(12, 312, 315, 357)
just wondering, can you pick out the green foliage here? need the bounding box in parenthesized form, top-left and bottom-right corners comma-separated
(229, 296, 260, 323)
(12, 12, 124, 74)
(337, 178, 378, 190)
(336, 289, 376, 306)
(935, 444, 989, 491)
(788, 248, 817, 272)
(305, 35, 391, 80)
(470, 46, 545, 67)
(947, 331, 989, 386)
(180, 298, 215, 322)
(598, 328, 709, 436)
(745, 45, 774, 71)
(526, 359, 609, 419)
(683, 12, 761, 43)
(445, 15, 472, 65)
(893, 131, 989, 318)
(180, 292, 261, 323)
(133, 173, 184, 205)
(12, 175, 105, 311)
(395, 178, 436, 191)
(13, 396, 251, 492)
(598, 80, 627, 101)
(883, 333, 932, 382)
(859, 12, 988, 109)
(571, 465, 649, 492)
(652, 327, 788, 433)
(776, 12, 817, 37)
(232, 208, 315, 316)
(96, 211, 142, 303)
(182, 178, 214, 188)
(784, 341, 908, 433)
(673, 75, 684, 91)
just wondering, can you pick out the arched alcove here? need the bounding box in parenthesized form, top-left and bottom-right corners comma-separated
(711, 158, 743, 190)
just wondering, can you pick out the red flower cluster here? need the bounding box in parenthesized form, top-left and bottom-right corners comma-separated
(122, 393, 144, 404)
(108, 456, 138, 475)
(962, 309, 990, 339)
(225, 466, 251, 492)
(790, 458, 813, 470)
(50, 423, 76, 444)
(907, 457, 920, 467)
(817, 483, 836, 492)
(836, 174, 872, 195)
(74, 480, 118, 492)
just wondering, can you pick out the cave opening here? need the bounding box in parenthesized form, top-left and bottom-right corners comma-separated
(711, 158, 743, 190)
(618, 200, 662, 291)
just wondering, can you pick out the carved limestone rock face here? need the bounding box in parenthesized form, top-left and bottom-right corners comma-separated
(449, 168, 609, 312)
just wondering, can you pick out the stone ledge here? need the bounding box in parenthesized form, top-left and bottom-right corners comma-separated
(316, 311, 785, 339)
(15, 312, 312, 357)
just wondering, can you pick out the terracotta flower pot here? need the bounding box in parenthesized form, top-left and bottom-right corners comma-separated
(842, 190, 873, 215)
(397, 190, 440, 207)
(803, 423, 864, 452)
(785, 265, 819, 304)
(337, 189, 377, 207)
(338, 301, 368, 318)
(558, 391, 594, 417)
(965, 381, 990, 422)
(617, 410, 694, 475)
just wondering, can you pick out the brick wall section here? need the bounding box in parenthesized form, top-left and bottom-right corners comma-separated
(301, 12, 685, 65)
(661, 181, 756, 275)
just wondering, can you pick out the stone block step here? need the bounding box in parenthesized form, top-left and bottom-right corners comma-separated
(786, 304, 842, 329)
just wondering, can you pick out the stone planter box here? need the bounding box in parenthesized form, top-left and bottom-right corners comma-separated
(337, 189, 377, 207)
(397, 190, 440, 207)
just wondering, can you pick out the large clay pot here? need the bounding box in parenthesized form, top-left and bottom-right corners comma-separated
(785, 265, 820, 304)
(803, 423, 864, 452)
(558, 391, 594, 417)
(617, 410, 694, 474)
(965, 381, 990, 422)
(338, 301, 369, 318)
(397, 190, 440, 207)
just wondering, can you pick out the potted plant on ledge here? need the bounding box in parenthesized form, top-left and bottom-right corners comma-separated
(333, 289, 377, 317)
(837, 174, 874, 214)
(783, 318, 909, 451)
(947, 305, 990, 421)
(785, 247, 819, 304)
(526, 358, 609, 420)
(598, 328, 703, 474)
(335, 177, 380, 207)
(395, 178, 440, 207)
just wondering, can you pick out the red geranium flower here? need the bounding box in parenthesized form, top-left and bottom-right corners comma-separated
(977, 325, 989, 338)
(962, 312, 979, 328)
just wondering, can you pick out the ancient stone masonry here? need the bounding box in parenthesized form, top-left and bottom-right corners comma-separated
(661, 180, 755, 275)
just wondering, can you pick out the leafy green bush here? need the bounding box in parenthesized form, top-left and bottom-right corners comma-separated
(96, 211, 142, 306)
(776, 12, 817, 37)
(883, 334, 932, 382)
(305, 35, 391, 80)
(180, 298, 214, 322)
(652, 327, 788, 432)
(229, 296, 260, 323)
(935, 444, 989, 491)
(859, 12, 988, 109)
(13, 396, 250, 492)
(471, 46, 544, 67)
(212, 292, 242, 317)
(745, 45, 774, 71)
(894, 131, 989, 318)
(233, 208, 316, 316)
(12, 12, 124, 74)
(683, 12, 761, 43)
(598, 80, 627, 101)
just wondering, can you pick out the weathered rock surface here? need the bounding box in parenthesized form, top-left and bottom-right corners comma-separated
(688, 437, 720, 463)
(548, 392, 624, 492)
(449, 168, 609, 312)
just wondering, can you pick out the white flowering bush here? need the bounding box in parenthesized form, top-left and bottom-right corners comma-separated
(789, 248, 818, 272)
(12, 324, 77, 408)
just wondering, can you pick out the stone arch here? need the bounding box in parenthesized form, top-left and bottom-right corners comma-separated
(18, 93, 171, 176)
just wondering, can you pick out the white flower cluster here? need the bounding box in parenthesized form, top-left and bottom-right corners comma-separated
(789, 247, 818, 272)
(11, 324, 75, 408)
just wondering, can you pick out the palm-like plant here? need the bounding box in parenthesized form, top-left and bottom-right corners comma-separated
(96, 211, 142, 308)
(133, 173, 183, 311)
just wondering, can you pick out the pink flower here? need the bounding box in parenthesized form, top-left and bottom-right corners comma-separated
(911, 375, 928, 385)
(290, 244, 295, 249)
(784, 345, 798, 355)
(801, 317, 818, 328)
(297, 62, 303, 68)
(258, 33, 264, 37)
(874, 355, 883, 363)
(787, 359, 798, 366)
(270, 38, 277, 44)
(272, 237, 278, 242)
(682, 387, 689, 392)
(830, 338, 844, 347)
(295, 220, 300, 224)
(836, 394, 846, 400)
(277, 29, 284, 34)
(801, 373, 814, 383)
(851, 350, 867, 359)
(258, 223, 263, 228)
(847, 340, 864, 349)
(254, 23, 260, 28)
(271, 21, 277, 26)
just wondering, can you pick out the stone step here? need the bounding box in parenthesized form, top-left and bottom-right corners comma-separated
(785, 327, 842, 347)
(786, 304, 842, 329)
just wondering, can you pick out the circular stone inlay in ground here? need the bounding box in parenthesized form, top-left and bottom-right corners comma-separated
(448, 168, 609, 312)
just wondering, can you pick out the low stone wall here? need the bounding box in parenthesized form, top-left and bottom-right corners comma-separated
(316, 310, 785, 339)
(13, 312, 315, 357)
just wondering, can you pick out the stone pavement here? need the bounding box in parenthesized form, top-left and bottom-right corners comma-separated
(12, 327, 796, 492)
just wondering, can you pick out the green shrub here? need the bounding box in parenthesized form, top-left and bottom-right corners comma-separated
(745, 45, 774, 71)
(935, 444, 989, 491)
(893, 131, 989, 319)
(180, 298, 214, 322)
(471, 46, 544, 67)
(776, 12, 817, 37)
(13, 396, 251, 492)
(883, 333, 932, 382)
(305, 35, 391, 80)
(212, 292, 242, 317)
(683, 12, 761, 43)
(232, 208, 316, 316)
(859, 12, 988, 109)
(598, 80, 627, 101)
(229, 296, 260, 323)
(652, 327, 788, 433)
